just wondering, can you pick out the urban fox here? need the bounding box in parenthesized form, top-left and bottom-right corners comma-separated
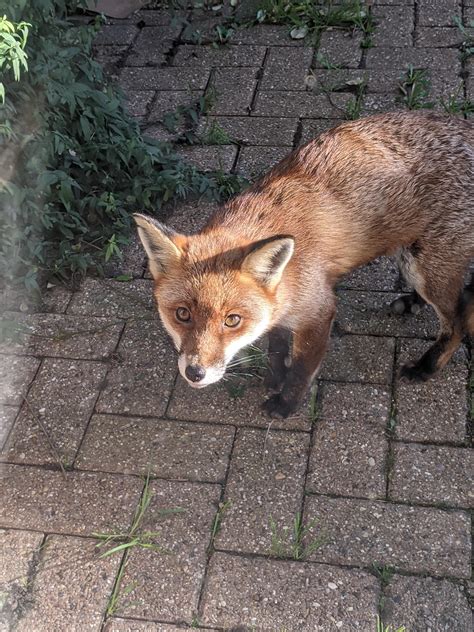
(135, 111, 473, 418)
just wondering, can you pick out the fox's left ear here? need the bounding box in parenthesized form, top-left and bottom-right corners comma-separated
(242, 235, 294, 288)
(133, 213, 183, 279)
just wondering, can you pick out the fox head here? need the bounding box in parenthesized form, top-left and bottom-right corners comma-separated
(134, 213, 294, 388)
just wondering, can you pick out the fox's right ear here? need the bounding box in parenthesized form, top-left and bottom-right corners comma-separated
(133, 214, 182, 279)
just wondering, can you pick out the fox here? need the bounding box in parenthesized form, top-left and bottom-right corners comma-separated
(134, 111, 474, 419)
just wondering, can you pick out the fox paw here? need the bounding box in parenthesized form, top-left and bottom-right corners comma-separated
(400, 361, 432, 383)
(263, 372, 284, 395)
(262, 394, 296, 419)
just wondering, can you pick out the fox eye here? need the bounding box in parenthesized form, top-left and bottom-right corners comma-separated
(176, 307, 191, 323)
(224, 314, 241, 328)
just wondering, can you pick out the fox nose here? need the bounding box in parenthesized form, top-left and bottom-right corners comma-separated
(185, 364, 206, 383)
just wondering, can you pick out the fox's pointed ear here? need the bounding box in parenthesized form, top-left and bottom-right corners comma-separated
(242, 235, 294, 288)
(133, 213, 182, 279)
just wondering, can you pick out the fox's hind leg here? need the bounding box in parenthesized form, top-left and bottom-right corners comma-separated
(390, 247, 427, 315)
(399, 247, 467, 381)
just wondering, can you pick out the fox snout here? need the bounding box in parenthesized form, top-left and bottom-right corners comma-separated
(177, 353, 226, 389)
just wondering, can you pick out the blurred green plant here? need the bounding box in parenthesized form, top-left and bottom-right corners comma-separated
(0, 0, 243, 294)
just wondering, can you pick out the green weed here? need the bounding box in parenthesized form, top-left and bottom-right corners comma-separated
(376, 615, 406, 632)
(269, 512, 327, 560)
(209, 500, 231, 550)
(93, 474, 184, 558)
(398, 65, 433, 110)
(255, 0, 374, 46)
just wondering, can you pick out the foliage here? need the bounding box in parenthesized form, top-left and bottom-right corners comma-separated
(0, 0, 244, 294)
(254, 0, 374, 46)
(398, 65, 433, 110)
(0, 14, 30, 103)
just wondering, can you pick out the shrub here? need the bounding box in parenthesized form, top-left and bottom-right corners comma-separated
(0, 0, 242, 293)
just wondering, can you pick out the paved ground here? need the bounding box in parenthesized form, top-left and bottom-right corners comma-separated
(1, 2, 473, 631)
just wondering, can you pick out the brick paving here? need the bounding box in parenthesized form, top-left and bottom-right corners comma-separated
(1, 2, 473, 631)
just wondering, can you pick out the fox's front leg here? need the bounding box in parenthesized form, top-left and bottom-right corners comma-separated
(263, 303, 336, 419)
(264, 326, 291, 394)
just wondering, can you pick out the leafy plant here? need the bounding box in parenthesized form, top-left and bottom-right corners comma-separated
(255, 0, 374, 46)
(0, 14, 30, 103)
(453, 15, 474, 60)
(398, 65, 433, 110)
(0, 1, 244, 294)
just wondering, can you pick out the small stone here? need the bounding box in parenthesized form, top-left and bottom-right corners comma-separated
(275, 472, 286, 480)
(368, 457, 376, 467)
(328, 582, 338, 590)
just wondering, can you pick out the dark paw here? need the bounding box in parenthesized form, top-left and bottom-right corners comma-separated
(263, 371, 284, 395)
(399, 361, 432, 382)
(262, 394, 296, 419)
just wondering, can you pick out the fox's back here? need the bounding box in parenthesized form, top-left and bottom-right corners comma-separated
(205, 111, 473, 274)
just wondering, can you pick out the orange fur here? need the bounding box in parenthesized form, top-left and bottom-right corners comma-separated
(135, 111, 473, 417)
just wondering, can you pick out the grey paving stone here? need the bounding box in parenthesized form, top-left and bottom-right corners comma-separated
(147, 89, 202, 123)
(252, 90, 352, 118)
(389, 443, 474, 508)
(105, 620, 191, 632)
(428, 71, 465, 101)
(0, 313, 123, 360)
(133, 24, 182, 46)
(173, 44, 266, 67)
(168, 375, 312, 432)
(15, 535, 121, 632)
(417, 0, 461, 27)
(320, 334, 395, 384)
(94, 45, 128, 74)
(67, 278, 155, 319)
(382, 575, 471, 632)
(316, 29, 363, 69)
(0, 405, 18, 448)
(365, 46, 460, 70)
(201, 553, 379, 630)
(360, 93, 401, 116)
(2, 358, 107, 467)
(215, 428, 309, 555)
(76, 414, 235, 482)
(165, 199, 219, 234)
(142, 123, 178, 143)
(335, 290, 438, 338)
(372, 4, 415, 46)
(307, 383, 390, 499)
(197, 115, 298, 146)
(94, 24, 138, 46)
(304, 495, 471, 578)
(0, 465, 143, 535)
(119, 67, 210, 91)
(134, 9, 186, 26)
(124, 40, 173, 67)
(231, 24, 307, 46)
(235, 146, 289, 180)
(176, 145, 238, 172)
(0, 355, 40, 406)
(96, 319, 176, 418)
(40, 284, 72, 313)
(299, 117, 343, 144)
(0, 529, 44, 631)
(115, 480, 220, 623)
(261, 46, 314, 90)
(340, 257, 400, 292)
(395, 340, 469, 444)
(209, 68, 258, 115)
(125, 91, 155, 119)
(416, 26, 470, 47)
